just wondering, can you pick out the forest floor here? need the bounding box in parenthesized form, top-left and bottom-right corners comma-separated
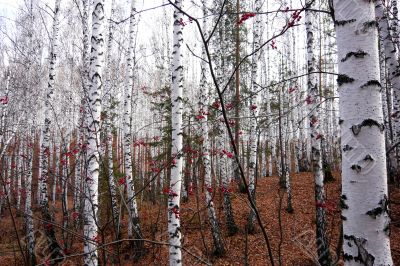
(0, 172, 399, 265)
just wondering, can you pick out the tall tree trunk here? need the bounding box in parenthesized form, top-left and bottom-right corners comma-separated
(333, 0, 393, 264)
(198, 0, 225, 255)
(81, 0, 90, 186)
(16, 144, 21, 210)
(391, 0, 399, 51)
(123, 0, 144, 258)
(25, 139, 35, 265)
(168, 0, 184, 264)
(247, 0, 261, 233)
(305, 1, 331, 264)
(212, 2, 239, 235)
(83, 0, 106, 264)
(103, 0, 119, 239)
(234, 0, 244, 192)
(376, 0, 400, 182)
(38, 0, 64, 263)
(61, 141, 69, 249)
(52, 145, 59, 204)
(74, 139, 82, 223)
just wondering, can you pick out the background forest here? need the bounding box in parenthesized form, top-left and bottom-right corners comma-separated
(0, 0, 399, 265)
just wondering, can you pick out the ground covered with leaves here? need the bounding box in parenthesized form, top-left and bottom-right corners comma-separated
(0, 172, 399, 265)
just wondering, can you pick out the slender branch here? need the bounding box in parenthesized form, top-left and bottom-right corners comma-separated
(110, 3, 171, 25)
(387, 141, 400, 154)
(205, 0, 227, 44)
(186, 44, 209, 64)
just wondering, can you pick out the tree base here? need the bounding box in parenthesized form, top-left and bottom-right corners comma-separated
(227, 224, 239, 236)
(286, 206, 294, 213)
(238, 183, 247, 194)
(213, 246, 226, 257)
(323, 164, 335, 183)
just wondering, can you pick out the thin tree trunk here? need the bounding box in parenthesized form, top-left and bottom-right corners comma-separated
(123, 0, 144, 259)
(305, 1, 331, 263)
(234, 0, 244, 192)
(168, 1, 184, 264)
(376, 0, 400, 182)
(247, 0, 261, 233)
(38, 0, 64, 262)
(25, 139, 35, 265)
(103, 0, 120, 239)
(198, 0, 225, 255)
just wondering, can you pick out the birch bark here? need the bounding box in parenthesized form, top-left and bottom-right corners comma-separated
(25, 140, 35, 265)
(305, 1, 331, 263)
(83, 0, 106, 264)
(376, 0, 400, 180)
(247, 0, 261, 233)
(104, 0, 119, 238)
(334, 0, 393, 264)
(199, 0, 225, 255)
(168, 1, 184, 264)
(38, 0, 64, 262)
(122, 1, 144, 257)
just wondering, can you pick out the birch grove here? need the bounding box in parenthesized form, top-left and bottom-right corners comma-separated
(0, 0, 399, 265)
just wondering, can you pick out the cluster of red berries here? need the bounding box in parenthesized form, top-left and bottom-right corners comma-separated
(238, 12, 256, 25)
(221, 149, 234, 159)
(287, 10, 302, 28)
(0, 96, 8, 104)
(270, 39, 277, 50)
(163, 187, 179, 197)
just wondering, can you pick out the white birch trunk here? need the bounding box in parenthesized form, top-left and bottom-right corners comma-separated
(24, 141, 35, 264)
(305, 1, 331, 263)
(391, 0, 399, 51)
(16, 150, 21, 210)
(83, 0, 106, 264)
(52, 145, 59, 204)
(81, 0, 91, 185)
(104, 0, 120, 237)
(376, 0, 400, 179)
(123, 1, 144, 255)
(247, 0, 261, 233)
(168, 1, 184, 264)
(74, 142, 82, 217)
(213, 14, 239, 236)
(61, 141, 69, 248)
(334, 0, 393, 264)
(199, 0, 225, 255)
(38, 0, 64, 261)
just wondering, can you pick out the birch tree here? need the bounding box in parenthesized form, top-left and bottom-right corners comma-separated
(211, 1, 239, 236)
(38, 0, 64, 262)
(168, 0, 184, 264)
(24, 138, 35, 265)
(305, 0, 331, 263)
(198, 0, 225, 255)
(375, 0, 400, 180)
(83, 0, 106, 264)
(247, 0, 261, 233)
(333, 0, 393, 264)
(123, 0, 144, 257)
(104, 0, 119, 238)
